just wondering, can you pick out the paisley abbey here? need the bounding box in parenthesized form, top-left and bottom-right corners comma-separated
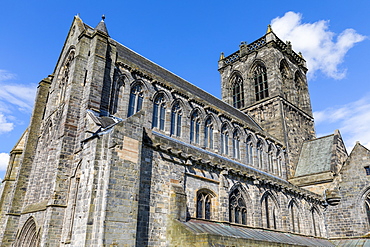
(1, 16, 370, 246)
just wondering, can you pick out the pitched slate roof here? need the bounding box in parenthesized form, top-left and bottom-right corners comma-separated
(182, 219, 334, 247)
(295, 135, 335, 177)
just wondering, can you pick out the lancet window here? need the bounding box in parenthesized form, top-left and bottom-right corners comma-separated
(128, 84, 144, 117)
(197, 191, 212, 220)
(190, 111, 201, 144)
(231, 74, 244, 109)
(152, 94, 166, 130)
(289, 200, 301, 233)
(246, 137, 253, 165)
(311, 207, 321, 236)
(253, 65, 269, 101)
(221, 125, 229, 155)
(365, 194, 370, 228)
(233, 131, 240, 159)
(204, 118, 214, 149)
(229, 188, 247, 225)
(261, 193, 278, 229)
(170, 102, 182, 137)
(257, 141, 264, 168)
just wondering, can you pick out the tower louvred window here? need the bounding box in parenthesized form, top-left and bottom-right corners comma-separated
(254, 65, 268, 101)
(231, 74, 244, 109)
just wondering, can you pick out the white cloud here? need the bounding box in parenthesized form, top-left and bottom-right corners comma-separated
(0, 113, 14, 134)
(314, 95, 370, 150)
(0, 69, 37, 135)
(0, 153, 9, 172)
(271, 12, 366, 79)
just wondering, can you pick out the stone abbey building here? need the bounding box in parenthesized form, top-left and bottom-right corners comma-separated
(1, 16, 370, 246)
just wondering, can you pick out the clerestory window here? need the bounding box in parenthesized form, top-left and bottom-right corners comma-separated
(152, 94, 166, 130)
(204, 118, 213, 149)
(233, 131, 240, 159)
(170, 102, 182, 137)
(254, 65, 268, 101)
(221, 125, 229, 155)
(190, 111, 201, 144)
(128, 84, 144, 117)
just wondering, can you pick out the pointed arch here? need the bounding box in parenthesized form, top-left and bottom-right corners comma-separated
(13, 217, 40, 247)
(232, 129, 241, 159)
(170, 100, 183, 137)
(246, 135, 254, 165)
(250, 62, 268, 102)
(220, 123, 230, 155)
(256, 139, 265, 169)
(190, 109, 202, 144)
(261, 191, 280, 229)
(57, 48, 75, 104)
(204, 116, 214, 149)
(229, 184, 251, 225)
(311, 206, 322, 237)
(109, 72, 129, 114)
(196, 188, 216, 220)
(128, 82, 144, 117)
(152, 92, 167, 130)
(288, 199, 301, 233)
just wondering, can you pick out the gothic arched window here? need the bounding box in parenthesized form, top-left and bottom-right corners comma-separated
(13, 217, 40, 247)
(229, 188, 247, 225)
(152, 94, 166, 130)
(221, 125, 229, 155)
(311, 207, 321, 237)
(289, 200, 301, 233)
(170, 102, 182, 137)
(231, 74, 244, 109)
(365, 194, 370, 228)
(246, 136, 253, 165)
(233, 131, 240, 159)
(128, 84, 144, 117)
(253, 65, 268, 101)
(197, 191, 212, 220)
(190, 111, 201, 144)
(257, 141, 264, 168)
(261, 193, 278, 229)
(204, 118, 214, 149)
(58, 50, 75, 104)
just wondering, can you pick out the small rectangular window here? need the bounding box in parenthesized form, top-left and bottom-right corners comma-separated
(365, 166, 370, 176)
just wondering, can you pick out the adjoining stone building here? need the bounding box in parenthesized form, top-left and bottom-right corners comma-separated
(0, 15, 369, 246)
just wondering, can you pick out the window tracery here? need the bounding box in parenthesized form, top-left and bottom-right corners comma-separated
(229, 188, 247, 225)
(197, 191, 212, 220)
(58, 50, 75, 104)
(128, 84, 144, 117)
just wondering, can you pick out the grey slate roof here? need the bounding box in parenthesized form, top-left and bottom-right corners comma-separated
(182, 219, 334, 247)
(295, 135, 334, 177)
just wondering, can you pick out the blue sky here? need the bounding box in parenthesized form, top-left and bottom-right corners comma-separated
(0, 0, 369, 180)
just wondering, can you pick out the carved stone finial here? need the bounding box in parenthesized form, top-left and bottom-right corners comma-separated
(298, 52, 303, 58)
(102, 14, 106, 21)
(219, 52, 225, 60)
(266, 24, 272, 33)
